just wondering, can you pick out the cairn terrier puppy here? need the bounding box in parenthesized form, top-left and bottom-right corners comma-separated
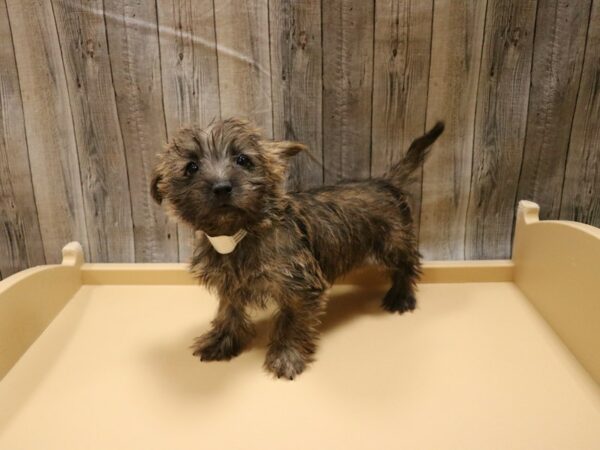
(151, 118, 444, 379)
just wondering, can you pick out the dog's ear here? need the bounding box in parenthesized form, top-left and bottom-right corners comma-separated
(271, 141, 307, 159)
(150, 173, 163, 204)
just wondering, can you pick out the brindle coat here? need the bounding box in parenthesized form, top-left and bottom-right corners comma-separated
(151, 118, 444, 379)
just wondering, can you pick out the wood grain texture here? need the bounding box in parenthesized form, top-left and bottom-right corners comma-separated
(214, 0, 272, 135)
(157, 0, 221, 262)
(52, 0, 134, 262)
(560, 0, 600, 226)
(269, 0, 323, 190)
(370, 0, 433, 233)
(6, 0, 89, 263)
(0, 0, 45, 279)
(104, 0, 178, 262)
(322, 0, 374, 183)
(516, 0, 592, 220)
(1, 0, 599, 268)
(465, 0, 538, 259)
(420, 0, 488, 259)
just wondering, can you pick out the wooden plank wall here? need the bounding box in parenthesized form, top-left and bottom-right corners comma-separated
(0, 0, 598, 278)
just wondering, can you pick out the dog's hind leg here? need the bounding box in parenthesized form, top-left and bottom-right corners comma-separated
(381, 266, 419, 313)
(378, 236, 421, 314)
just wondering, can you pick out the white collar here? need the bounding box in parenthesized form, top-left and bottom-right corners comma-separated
(204, 229, 248, 254)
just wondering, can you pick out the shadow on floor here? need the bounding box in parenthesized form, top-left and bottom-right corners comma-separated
(144, 284, 391, 397)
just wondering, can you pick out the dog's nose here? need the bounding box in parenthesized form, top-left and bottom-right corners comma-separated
(212, 181, 232, 196)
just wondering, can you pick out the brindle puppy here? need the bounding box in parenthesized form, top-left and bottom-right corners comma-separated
(151, 118, 444, 379)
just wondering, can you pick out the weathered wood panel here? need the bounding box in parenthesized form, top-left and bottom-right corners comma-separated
(560, 0, 600, 226)
(270, 0, 323, 190)
(52, 0, 134, 262)
(1, 0, 599, 272)
(157, 0, 221, 262)
(420, 0, 488, 259)
(0, 0, 45, 278)
(370, 0, 433, 232)
(104, 0, 179, 262)
(6, 0, 89, 263)
(214, 0, 272, 135)
(322, 0, 374, 183)
(516, 0, 592, 219)
(465, 0, 538, 259)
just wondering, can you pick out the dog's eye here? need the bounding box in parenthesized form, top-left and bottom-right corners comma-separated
(184, 161, 199, 176)
(235, 154, 251, 168)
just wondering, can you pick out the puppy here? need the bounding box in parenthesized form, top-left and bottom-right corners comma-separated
(151, 118, 444, 379)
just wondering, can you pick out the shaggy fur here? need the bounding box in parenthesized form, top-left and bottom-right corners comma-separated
(151, 118, 444, 379)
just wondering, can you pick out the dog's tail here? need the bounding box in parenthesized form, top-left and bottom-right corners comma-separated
(384, 121, 444, 187)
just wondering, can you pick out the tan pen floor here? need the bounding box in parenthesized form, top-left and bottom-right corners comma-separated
(1, 282, 599, 449)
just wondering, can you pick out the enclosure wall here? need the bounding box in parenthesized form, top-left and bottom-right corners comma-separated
(1, 0, 598, 277)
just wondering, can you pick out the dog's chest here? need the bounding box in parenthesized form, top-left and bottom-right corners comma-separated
(193, 249, 282, 306)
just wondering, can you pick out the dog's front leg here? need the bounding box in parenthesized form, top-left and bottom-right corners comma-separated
(192, 298, 255, 362)
(264, 290, 327, 380)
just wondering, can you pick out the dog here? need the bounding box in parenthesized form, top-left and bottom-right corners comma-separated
(151, 118, 444, 379)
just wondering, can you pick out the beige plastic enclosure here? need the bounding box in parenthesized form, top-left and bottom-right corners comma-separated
(0, 201, 599, 449)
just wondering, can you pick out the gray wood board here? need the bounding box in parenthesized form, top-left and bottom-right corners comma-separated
(560, 0, 599, 226)
(371, 0, 434, 233)
(270, 0, 324, 190)
(465, 0, 538, 259)
(516, 0, 592, 219)
(322, 0, 375, 183)
(104, 0, 179, 262)
(52, 0, 135, 262)
(0, 0, 45, 278)
(214, 0, 273, 135)
(420, 0, 488, 259)
(6, 0, 89, 263)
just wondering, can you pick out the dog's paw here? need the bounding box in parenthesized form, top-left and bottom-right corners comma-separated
(381, 290, 416, 314)
(191, 330, 243, 362)
(264, 348, 307, 380)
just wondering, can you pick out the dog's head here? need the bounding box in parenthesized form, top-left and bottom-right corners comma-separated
(151, 118, 305, 235)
